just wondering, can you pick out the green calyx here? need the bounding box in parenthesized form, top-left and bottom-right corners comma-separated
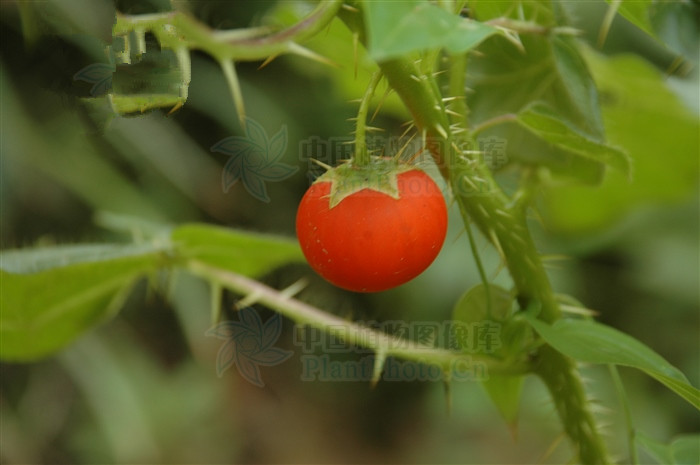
(314, 158, 418, 209)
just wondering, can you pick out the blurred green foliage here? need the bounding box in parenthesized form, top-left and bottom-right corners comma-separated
(1, 1, 698, 464)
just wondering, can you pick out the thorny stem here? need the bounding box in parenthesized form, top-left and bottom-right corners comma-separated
(354, 71, 382, 166)
(446, 53, 470, 129)
(114, 0, 343, 62)
(186, 260, 532, 377)
(536, 345, 610, 464)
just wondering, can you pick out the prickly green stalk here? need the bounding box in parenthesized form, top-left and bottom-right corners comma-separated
(353, 71, 382, 166)
(187, 260, 532, 378)
(113, 0, 343, 62)
(375, 53, 611, 465)
(111, 0, 343, 117)
(536, 345, 610, 464)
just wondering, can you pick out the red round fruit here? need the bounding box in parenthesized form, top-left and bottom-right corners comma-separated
(296, 166, 448, 292)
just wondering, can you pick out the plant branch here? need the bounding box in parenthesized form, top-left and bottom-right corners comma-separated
(447, 53, 470, 131)
(114, 0, 343, 62)
(185, 259, 532, 377)
(535, 346, 610, 464)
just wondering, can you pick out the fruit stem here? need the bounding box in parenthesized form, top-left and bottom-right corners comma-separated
(353, 71, 382, 167)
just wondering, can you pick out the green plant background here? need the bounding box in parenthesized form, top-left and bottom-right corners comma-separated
(1, 0, 698, 463)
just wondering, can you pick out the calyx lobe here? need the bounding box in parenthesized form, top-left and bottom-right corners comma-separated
(314, 158, 418, 209)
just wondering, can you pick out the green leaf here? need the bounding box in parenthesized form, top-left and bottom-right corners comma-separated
(607, 0, 657, 39)
(452, 283, 513, 325)
(543, 49, 699, 233)
(523, 314, 700, 410)
(451, 283, 512, 355)
(468, 11, 603, 137)
(671, 435, 700, 465)
(651, 372, 700, 413)
(516, 102, 630, 176)
(604, 0, 699, 62)
(171, 223, 304, 277)
(467, 30, 611, 183)
(482, 375, 524, 430)
(0, 244, 165, 361)
(453, 285, 523, 428)
(0, 223, 303, 361)
(636, 432, 700, 465)
(549, 35, 606, 138)
(469, 0, 555, 25)
(636, 431, 674, 464)
(649, 2, 700, 65)
(363, 0, 500, 61)
(94, 211, 173, 239)
(0, 243, 167, 274)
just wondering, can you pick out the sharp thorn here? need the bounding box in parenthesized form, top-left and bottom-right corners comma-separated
(219, 59, 246, 130)
(433, 123, 448, 139)
(370, 83, 391, 123)
(352, 33, 359, 79)
(288, 42, 339, 68)
(258, 54, 279, 70)
(310, 158, 333, 170)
